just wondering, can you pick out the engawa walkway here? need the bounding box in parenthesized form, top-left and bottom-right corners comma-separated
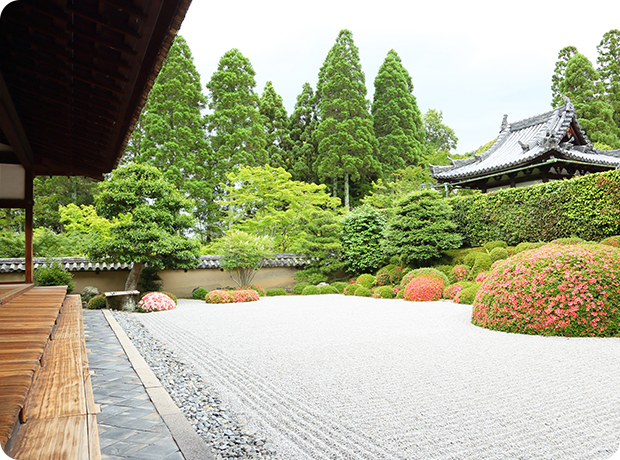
(134, 297, 620, 460)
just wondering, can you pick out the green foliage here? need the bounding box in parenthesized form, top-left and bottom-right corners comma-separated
(450, 169, 620, 246)
(330, 282, 348, 294)
(515, 242, 546, 254)
(550, 237, 585, 245)
(212, 230, 275, 287)
(318, 285, 338, 294)
(383, 190, 462, 266)
(598, 29, 620, 131)
(551, 46, 578, 109)
(361, 166, 436, 212)
(87, 294, 107, 310)
(293, 282, 311, 295)
(471, 253, 492, 277)
(33, 259, 75, 293)
(343, 284, 360, 296)
(315, 29, 380, 210)
(372, 285, 395, 299)
(600, 235, 620, 247)
(463, 252, 478, 268)
(489, 247, 509, 263)
(288, 82, 319, 184)
(457, 282, 481, 305)
(137, 266, 163, 294)
(483, 240, 507, 252)
(340, 205, 386, 275)
(372, 49, 425, 175)
(91, 164, 201, 291)
(423, 108, 458, 153)
(239, 284, 266, 296)
(302, 285, 320, 295)
(260, 81, 291, 170)
(0, 230, 25, 257)
(124, 36, 218, 239)
(192, 288, 208, 300)
(356, 274, 376, 289)
(266, 288, 287, 296)
(353, 285, 371, 297)
(434, 265, 454, 282)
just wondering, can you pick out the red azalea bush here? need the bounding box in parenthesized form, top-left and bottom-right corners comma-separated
(472, 243, 620, 337)
(403, 276, 444, 302)
(137, 292, 176, 312)
(600, 236, 620, 247)
(232, 289, 260, 303)
(238, 285, 266, 296)
(452, 265, 469, 282)
(475, 272, 489, 283)
(205, 289, 233, 304)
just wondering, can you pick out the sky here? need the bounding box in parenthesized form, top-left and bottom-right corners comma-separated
(177, 0, 620, 154)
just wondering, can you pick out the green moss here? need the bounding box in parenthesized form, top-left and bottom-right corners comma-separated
(483, 240, 507, 252)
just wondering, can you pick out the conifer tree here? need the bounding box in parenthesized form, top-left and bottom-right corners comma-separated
(288, 82, 319, 183)
(372, 49, 425, 176)
(206, 49, 267, 170)
(123, 36, 216, 239)
(315, 29, 380, 210)
(597, 29, 620, 131)
(259, 81, 291, 170)
(551, 46, 578, 108)
(560, 53, 620, 148)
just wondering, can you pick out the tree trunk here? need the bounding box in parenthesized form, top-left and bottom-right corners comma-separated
(332, 177, 338, 198)
(344, 172, 350, 211)
(125, 262, 144, 291)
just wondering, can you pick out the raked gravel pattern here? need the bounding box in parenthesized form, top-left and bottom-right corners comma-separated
(125, 296, 620, 459)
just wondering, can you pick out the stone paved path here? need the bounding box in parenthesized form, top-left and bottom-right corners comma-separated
(134, 296, 620, 460)
(84, 310, 184, 460)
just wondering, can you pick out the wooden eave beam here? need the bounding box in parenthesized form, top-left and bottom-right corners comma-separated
(100, 0, 149, 20)
(67, 24, 138, 56)
(66, 6, 142, 39)
(0, 72, 34, 170)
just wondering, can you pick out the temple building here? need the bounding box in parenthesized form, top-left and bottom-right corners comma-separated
(430, 99, 620, 192)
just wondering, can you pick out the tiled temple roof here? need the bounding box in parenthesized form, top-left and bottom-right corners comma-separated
(430, 100, 620, 182)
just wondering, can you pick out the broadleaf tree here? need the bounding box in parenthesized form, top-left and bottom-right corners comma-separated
(597, 29, 620, 131)
(315, 29, 380, 210)
(423, 109, 458, 153)
(288, 82, 319, 183)
(259, 81, 291, 170)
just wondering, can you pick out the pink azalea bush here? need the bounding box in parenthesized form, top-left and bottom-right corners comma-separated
(137, 292, 176, 312)
(232, 289, 260, 303)
(205, 289, 233, 304)
(238, 285, 266, 296)
(475, 272, 489, 283)
(452, 265, 469, 282)
(443, 282, 470, 300)
(403, 276, 444, 302)
(600, 236, 620, 247)
(472, 243, 620, 337)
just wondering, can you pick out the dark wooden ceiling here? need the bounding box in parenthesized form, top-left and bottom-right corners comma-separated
(0, 0, 191, 178)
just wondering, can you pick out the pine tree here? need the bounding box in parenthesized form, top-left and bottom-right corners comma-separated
(259, 81, 291, 170)
(560, 53, 620, 148)
(551, 46, 578, 108)
(597, 29, 620, 131)
(206, 48, 267, 170)
(123, 36, 217, 239)
(371, 49, 425, 176)
(288, 82, 319, 183)
(315, 29, 380, 210)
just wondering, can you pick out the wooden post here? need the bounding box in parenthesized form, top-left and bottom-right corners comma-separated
(25, 169, 33, 284)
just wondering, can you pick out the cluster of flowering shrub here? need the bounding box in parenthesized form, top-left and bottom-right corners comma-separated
(205, 289, 260, 304)
(403, 276, 444, 301)
(472, 243, 620, 337)
(137, 292, 176, 312)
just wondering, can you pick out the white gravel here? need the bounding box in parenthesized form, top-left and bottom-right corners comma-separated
(132, 296, 620, 460)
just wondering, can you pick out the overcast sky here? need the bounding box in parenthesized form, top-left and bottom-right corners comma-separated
(178, 0, 619, 153)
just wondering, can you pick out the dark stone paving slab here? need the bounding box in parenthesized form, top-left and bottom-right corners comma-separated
(84, 310, 184, 460)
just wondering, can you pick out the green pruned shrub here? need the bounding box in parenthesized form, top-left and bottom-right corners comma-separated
(472, 243, 620, 337)
(192, 288, 208, 300)
(456, 282, 482, 304)
(354, 285, 371, 297)
(550, 237, 585, 245)
(489, 247, 509, 263)
(405, 268, 449, 287)
(356, 274, 376, 289)
(266, 288, 287, 296)
(301, 285, 320, 295)
(137, 265, 163, 294)
(600, 235, 620, 247)
(388, 266, 406, 285)
(372, 285, 395, 299)
(434, 265, 453, 281)
(343, 284, 360, 296)
(87, 294, 107, 309)
(463, 251, 478, 268)
(443, 281, 474, 300)
(483, 240, 507, 252)
(293, 282, 311, 295)
(515, 242, 546, 254)
(330, 282, 348, 293)
(319, 285, 338, 294)
(340, 205, 387, 275)
(376, 264, 394, 277)
(471, 253, 492, 276)
(33, 259, 75, 293)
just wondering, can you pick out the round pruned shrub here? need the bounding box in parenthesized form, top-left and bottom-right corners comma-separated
(137, 292, 176, 312)
(160, 291, 177, 305)
(472, 243, 620, 337)
(434, 265, 453, 282)
(356, 274, 376, 289)
(373, 285, 395, 299)
(266, 288, 287, 296)
(192, 288, 208, 300)
(489, 247, 509, 263)
(550, 237, 585, 245)
(33, 259, 75, 293)
(206, 290, 233, 304)
(343, 284, 360, 296)
(388, 266, 406, 285)
(354, 285, 371, 297)
(475, 272, 489, 283)
(600, 236, 620, 247)
(405, 268, 449, 287)
(463, 252, 479, 268)
(376, 264, 394, 286)
(319, 285, 338, 295)
(232, 289, 260, 303)
(443, 282, 473, 301)
(514, 241, 545, 254)
(293, 282, 311, 295)
(302, 285, 320, 296)
(330, 282, 348, 294)
(471, 253, 492, 276)
(87, 294, 107, 310)
(403, 276, 444, 302)
(452, 265, 469, 282)
(455, 282, 482, 305)
(239, 284, 266, 296)
(483, 240, 507, 252)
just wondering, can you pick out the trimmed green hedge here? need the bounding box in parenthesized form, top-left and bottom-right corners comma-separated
(451, 169, 620, 246)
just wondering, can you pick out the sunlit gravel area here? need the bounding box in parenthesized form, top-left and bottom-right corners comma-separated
(129, 296, 620, 460)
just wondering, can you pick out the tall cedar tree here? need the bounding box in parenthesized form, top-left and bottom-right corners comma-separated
(560, 53, 620, 148)
(551, 46, 578, 108)
(288, 82, 319, 184)
(372, 49, 425, 176)
(259, 81, 291, 170)
(206, 49, 267, 171)
(124, 36, 216, 239)
(597, 30, 620, 131)
(315, 29, 380, 210)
